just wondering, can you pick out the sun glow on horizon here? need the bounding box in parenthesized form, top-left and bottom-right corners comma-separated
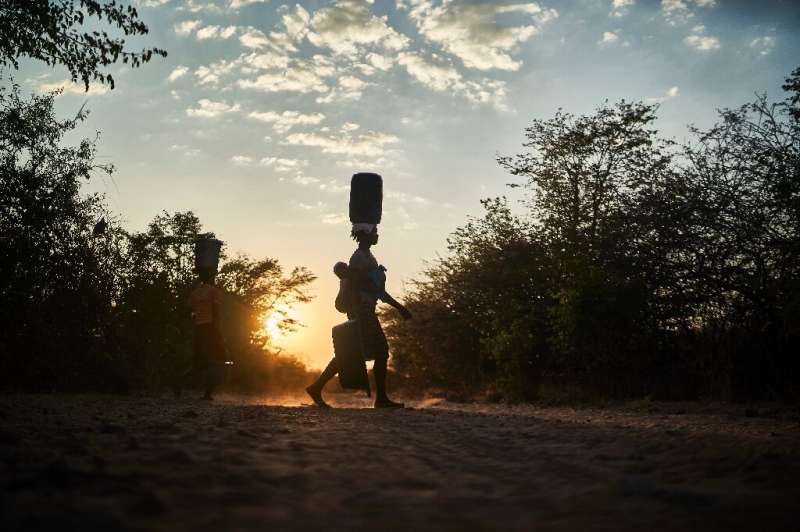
(263, 305, 304, 348)
(264, 312, 282, 342)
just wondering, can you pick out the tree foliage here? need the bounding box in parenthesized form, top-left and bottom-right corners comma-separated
(386, 68, 800, 402)
(0, 0, 166, 89)
(0, 84, 316, 392)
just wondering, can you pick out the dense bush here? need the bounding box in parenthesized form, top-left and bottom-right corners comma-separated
(0, 83, 315, 393)
(385, 67, 800, 402)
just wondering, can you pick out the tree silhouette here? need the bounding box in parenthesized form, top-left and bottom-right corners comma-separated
(386, 67, 800, 402)
(0, 0, 166, 89)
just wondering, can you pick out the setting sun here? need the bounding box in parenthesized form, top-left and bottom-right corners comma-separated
(264, 312, 282, 342)
(262, 305, 304, 347)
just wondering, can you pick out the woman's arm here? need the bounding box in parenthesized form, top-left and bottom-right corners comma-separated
(381, 292, 412, 320)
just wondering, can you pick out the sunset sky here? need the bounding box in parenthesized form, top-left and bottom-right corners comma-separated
(20, 0, 800, 368)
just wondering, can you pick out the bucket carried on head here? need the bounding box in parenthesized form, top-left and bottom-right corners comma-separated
(349, 173, 383, 225)
(194, 236, 223, 273)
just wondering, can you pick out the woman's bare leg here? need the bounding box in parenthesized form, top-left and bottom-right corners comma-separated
(306, 358, 337, 407)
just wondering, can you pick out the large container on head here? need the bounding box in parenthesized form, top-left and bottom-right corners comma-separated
(349, 172, 382, 225)
(195, 237, 223, 272)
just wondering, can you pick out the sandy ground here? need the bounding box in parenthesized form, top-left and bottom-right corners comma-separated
(1, 393, 798, 531)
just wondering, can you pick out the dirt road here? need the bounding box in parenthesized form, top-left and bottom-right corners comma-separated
(1, 394, 798, 531)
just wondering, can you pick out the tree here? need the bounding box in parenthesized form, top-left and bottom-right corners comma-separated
(119, 211, 317, 389)
(0, 81, 122, 389)
(0, 83, 318, 392)
(673, 68, 800, 398)
(0, 0, 166, 89)
(390, 68, 800, 401)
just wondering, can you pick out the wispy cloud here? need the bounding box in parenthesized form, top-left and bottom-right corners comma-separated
(610, 0, 635, 18)
(599, 31, 619, 45)
(749, 36, 776, 56)
(231, 155, 254, 166)
(196, 25, 238, 40)
(186, 99, 241, 118)
(397, 52, 509, 110)
(248, 110, 326, 133)
(174, 20, 201, 35)
(684, 24, 720, 51)
(293, 175, 321, 186)
(37, 80, 109, 96)
(167, 66, 189, 82)
(260, 157, 308, 172)
(405, 1, 558, 71)
(661, 0, 717, 26)
(645, 86, 680, 104)
(169, 143, 201, 157)
(321, 213, 349, 225)
(237, 63, 330, 94)
(229, 0, 267, 9)
(283, 128, 400, 158)
(306, 0, 410, 57)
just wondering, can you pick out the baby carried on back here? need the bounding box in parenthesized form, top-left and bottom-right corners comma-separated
(333, 260, 386, 315)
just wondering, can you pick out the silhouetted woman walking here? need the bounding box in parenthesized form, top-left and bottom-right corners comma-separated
(306, 224, 411, 408)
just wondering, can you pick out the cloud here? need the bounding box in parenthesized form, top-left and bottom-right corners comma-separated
(231, 155, 254, 166)
(239, 51, 291, 70)
(297, 201, 327, 211)
(196, 25, 220, 39)
(293, 175, 321, 186)
(283, 129, 400, 158)
(316, 75, 369, 103)
(239, 30, 297, 54)
(397, 52, 462, 92)
(194, 58, 240, 85)
(229, 0, 267, 8)
(37, 80, 110, 96)
(684, 25, 720, 51)
(610, 0, 634, 17)
(661, 0, 717, 26)
(237, 60, 330, 93)
(280, 4, 311, 41)
(260, 157, 308, 172)
(177, 0, 222, 12)
(321, 213, 349, 225)
(186, 99, 241, 117)
(749, 36, 776, 56)
(306, 0, 410, 57)
(337, 157, 390, 170)
(397, 52, 509, 110)
(175, 21, 239, 41)
(366, 53, 394, 71)
(239, 28, 270, 49)
(248, 110, 326, 133)
(168, 66, 189, 82)
(645, 86, 680, 104)
(406, 1, 558, 71)
(387, 190, 430, 206)
(174, 20, 201, 35)
(169, 143, 201, 157)
(599, 31, 619, 45)
(319, 179, 349, 193)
